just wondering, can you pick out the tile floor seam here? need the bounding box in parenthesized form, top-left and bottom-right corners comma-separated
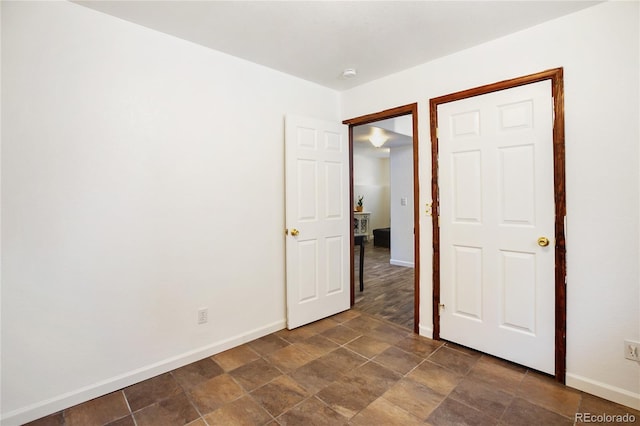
(447, 391, 505, 423)
(367, 356, 402, 374)
(514, 368, 531, 394)
(88, 392, 123, 426)
(163, 370, 204, 425)
(180, 382, 208, 424)
(514, 372, 562, 419)
(229, 357, 284, 424)
(334, 345, 375, 365)
(573, 392, 585, 424)
(518, 394, 580, 422)
(502, 395, 577, 425)
(496, 403, 508, 426)
(264, 356, 292, 377)
(499, 398, 521, 426)
(119, 389, 138, 426)
(344, 347, 378, 362)
(412, 363, 461, 424)
(422, 358, 462, 377)
(128, 399, 160, 424)
(272, 395, 320, 424)
(378, 394, 431, 423)
(325, 334, 363, 347)
(399, 358, 430, 379)
(242, 390, 278, 425)
(557, 406, 580, 421)
(428, 344, 447, 355)
(428, 358, 480, 377)
(278, 393, 313, 416)
(228, 373, 254, 400)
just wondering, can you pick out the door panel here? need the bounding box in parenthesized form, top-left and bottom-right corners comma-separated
(325, 236, 344, 294)
(453, 245, 483, 320)
(297, 240, 318, 303)
(500, 146, 535, 225)
(285, 115, 350, 329)
(452, 151, 482, 222)
(500, 250, 536, 333)
(438, 80, 555, 374)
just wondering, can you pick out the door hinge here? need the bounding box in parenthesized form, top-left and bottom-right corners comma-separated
(438, 303, 445, 313)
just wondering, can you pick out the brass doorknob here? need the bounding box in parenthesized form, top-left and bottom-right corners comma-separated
(537, 237, 550, 247)
(290, 229, 300, 236)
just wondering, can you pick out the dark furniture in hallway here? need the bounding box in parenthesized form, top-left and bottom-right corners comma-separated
(373, 227, 390, 248)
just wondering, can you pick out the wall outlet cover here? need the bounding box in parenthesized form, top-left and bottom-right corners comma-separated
(624, 340, 639, 361)
(197, 308, 208, 325)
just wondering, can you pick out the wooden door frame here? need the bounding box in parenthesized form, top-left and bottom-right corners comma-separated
(430, 68, 566, 382)
(343, 103, 420, 333)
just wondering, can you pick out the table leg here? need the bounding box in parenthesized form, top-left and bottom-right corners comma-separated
(359, 239, 364, 292)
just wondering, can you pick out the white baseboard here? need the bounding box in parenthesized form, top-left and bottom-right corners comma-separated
(1, 319, 286, 426)
(390, 259, 414, 268)
(419, 324, 433, 339)
(566, 372, 640, 410)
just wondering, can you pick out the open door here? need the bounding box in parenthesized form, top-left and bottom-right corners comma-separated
(285, 115, 350, 329)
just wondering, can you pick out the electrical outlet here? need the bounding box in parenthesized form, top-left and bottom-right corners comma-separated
(624, 340, 639, 361)
(197, 308, 208, 325)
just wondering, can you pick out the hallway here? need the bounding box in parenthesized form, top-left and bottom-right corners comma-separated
(354, 241, 414, 329)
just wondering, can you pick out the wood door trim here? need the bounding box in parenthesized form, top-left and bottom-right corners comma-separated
(343, 103, 420, 333)
(429, 68, 567, 382)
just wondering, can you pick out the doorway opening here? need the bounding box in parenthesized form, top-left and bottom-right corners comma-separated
(343, 104, 420, 333)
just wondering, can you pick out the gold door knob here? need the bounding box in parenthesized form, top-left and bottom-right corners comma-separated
(537, 237, 550, 247)
(290, 229, 300, 236)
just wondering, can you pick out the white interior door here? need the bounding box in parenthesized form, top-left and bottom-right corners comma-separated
(285, 115, 350, 329)
(438, 80, 555, 374)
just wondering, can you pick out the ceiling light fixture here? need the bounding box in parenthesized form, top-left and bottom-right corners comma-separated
(342, 68, 357, 79)
(369, 127, 388, 148)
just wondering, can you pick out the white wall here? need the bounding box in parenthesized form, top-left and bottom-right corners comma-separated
(2, 1, 638, 421)
(0, 2, 340, 424)
(342, 1, 640, 409)
(389, 145, 414, 267)
(353, 154, 390, 232)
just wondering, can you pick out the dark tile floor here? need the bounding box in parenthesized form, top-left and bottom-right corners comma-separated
(27, 310, 639, 425)
(354, 241, 414, 329)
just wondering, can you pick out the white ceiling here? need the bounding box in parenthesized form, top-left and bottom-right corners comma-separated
(75, 1, 601, 91)
(354, 116, 413, 158)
